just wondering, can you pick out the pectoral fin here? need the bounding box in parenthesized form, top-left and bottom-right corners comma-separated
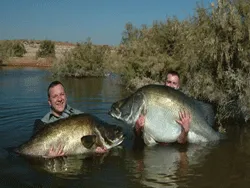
(81, 135, 97, 149)
(143, 131, 157, 146)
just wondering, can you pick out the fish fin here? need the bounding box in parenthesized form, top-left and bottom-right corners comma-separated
(141, 105, 147, 116)
(194, 99, 215, 127)
(81, 135, 97, 149)
(143, 132, 157, 146)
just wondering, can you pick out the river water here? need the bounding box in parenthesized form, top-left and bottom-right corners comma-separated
(0, 67, 250, 188)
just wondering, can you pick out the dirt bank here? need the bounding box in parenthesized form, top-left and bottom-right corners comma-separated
(2, 40, 76, 67)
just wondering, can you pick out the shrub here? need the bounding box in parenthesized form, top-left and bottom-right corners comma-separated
(36, 40, 55, 58)
(52, 39, 110, 77)
(12, 41, 26, 57)
(0, 40, 27, 61)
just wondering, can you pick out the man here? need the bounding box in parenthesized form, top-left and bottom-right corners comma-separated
(135, 71, 191, 144)
(33, 81, 107, 157)
(33, 81, 82, 132)
(165, 70, 181, 90)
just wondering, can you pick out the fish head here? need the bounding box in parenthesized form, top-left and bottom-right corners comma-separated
(109, 92, 145, 125)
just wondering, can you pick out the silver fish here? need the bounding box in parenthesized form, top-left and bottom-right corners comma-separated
(109, 84, 225, 146)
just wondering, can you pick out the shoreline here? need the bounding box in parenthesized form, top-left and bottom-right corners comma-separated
(1, 57, 53, 68)
(0, 40, 76, 68)
(3, 62, 52, 68)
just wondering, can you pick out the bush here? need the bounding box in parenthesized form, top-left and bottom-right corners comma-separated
(0, 40, 26, 61)
(36, 40, 55, 58)
(52, 39, 110, 77)
(12, 41, 26, 57)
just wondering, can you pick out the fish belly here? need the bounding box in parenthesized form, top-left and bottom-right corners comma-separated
(144, 105, 182, 143)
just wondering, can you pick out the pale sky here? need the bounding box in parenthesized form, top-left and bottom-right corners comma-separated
(0, 0, 213, 45)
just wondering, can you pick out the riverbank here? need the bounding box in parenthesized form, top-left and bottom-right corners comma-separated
(1, 40, 76, 67)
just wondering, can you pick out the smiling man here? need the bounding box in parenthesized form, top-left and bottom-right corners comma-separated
(41, 81, 82, 124)
(33, 81, 108, 157)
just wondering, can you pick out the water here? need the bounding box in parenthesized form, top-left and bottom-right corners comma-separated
(0, 67, 250, 188)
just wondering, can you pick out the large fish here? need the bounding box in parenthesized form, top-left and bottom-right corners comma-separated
(16, 113, 124, 157)
(109, 84, 225, 146)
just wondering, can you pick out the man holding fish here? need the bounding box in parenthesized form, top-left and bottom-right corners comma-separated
(134, 71, 191, 144)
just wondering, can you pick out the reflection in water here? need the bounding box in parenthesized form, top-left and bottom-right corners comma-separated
(126, 143, 217, 188)
(24, 147, 124, 179)
(235, 125, 250, 156)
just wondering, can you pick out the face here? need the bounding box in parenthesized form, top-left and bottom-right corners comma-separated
(165, 74, 180, 90)
(48, 84, 67, 117)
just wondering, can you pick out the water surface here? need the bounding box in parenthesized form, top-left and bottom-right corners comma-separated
(0, 67, 250, 188)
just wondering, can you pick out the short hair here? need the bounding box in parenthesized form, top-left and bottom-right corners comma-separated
(167, 70, 180, 78)
(47, 81, 64, 97)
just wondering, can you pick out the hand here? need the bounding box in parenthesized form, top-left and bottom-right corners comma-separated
(176, 110, 191, 144)
(176, 110, 191, 133)
(135, 115, 145, 135)
(45, 145, 65, 158)
(95, 146, 108, 153)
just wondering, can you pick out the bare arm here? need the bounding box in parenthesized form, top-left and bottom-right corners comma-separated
(134, 115, 145, 136)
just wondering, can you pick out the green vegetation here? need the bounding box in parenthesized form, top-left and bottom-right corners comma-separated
(36, 40, 55, 58)
(52, 39, 110, 77)
(0, 40, 27, 61)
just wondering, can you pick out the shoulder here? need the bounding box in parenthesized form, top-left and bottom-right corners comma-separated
(71, 108, 82, 114)
(41, 111, 54, 124)
(67, 105, 82, 115)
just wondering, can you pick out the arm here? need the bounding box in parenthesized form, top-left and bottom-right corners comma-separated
(133, 115, 146, 149)
(43, 146, 108, 158)
(134, 115, 145, 136)
(176, 110, 191, 144)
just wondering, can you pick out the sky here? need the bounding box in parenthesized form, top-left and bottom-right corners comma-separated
(0, 0, 213, 46)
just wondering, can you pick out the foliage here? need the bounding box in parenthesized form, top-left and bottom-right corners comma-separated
(0, 40, 27, 61)
(12, 41, 27, 57)
(52, 39, 110, 77)
(180, 0, 250, 122)
(36, 40, 55, 58)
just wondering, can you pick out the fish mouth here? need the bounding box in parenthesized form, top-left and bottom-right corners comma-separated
(106, 126, 125, 148)
(106, 134, 124, 149)
(108, 108, 121, 119)
(96, 123, 125, 149)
